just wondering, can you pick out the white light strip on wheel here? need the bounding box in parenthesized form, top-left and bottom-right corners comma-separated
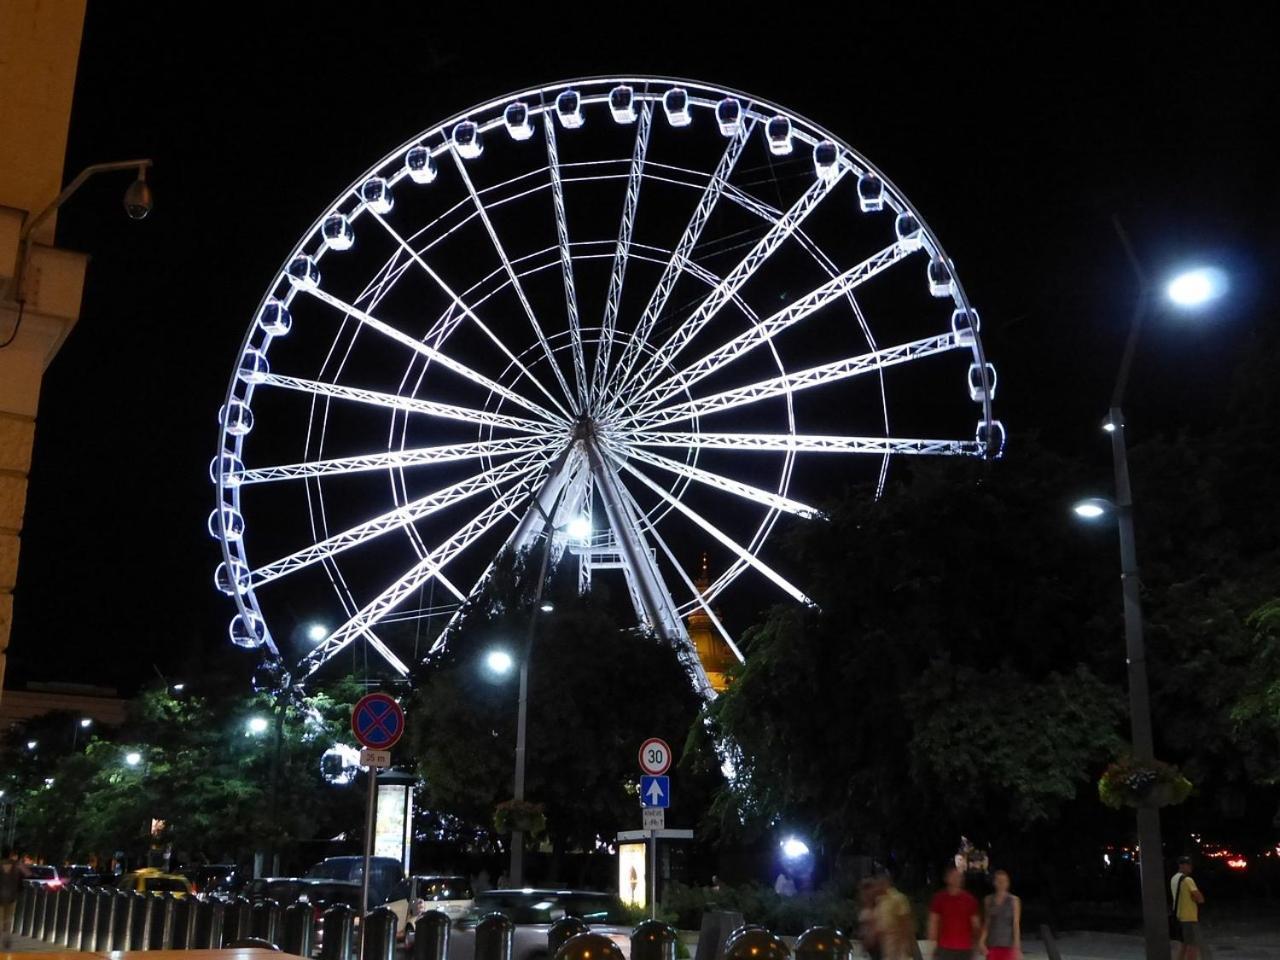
(614, 478, 744, 666)
(632, 241, 911, 412)
(446, 152, 578, 414)
(604, 122, 754, 399)
(624, 333, 960, 432)
(629, 432, 985, 457)
(591, 103, 653, 406)
(623, 169, 848, 400)
(239, 435, 558, 484)
(299, 468, 544, 679)
(258, 373, 550, 434)
(607, 446, 813, 606)
(543, 112, 589, 408)
(252, 451, 552, 587)
(616, 443, 823, 519)
(305, 285, 566, 427)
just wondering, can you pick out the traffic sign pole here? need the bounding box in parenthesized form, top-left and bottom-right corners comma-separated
(351, 693, 405, 960)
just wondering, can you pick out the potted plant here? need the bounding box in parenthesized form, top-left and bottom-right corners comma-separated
(1098, 756, 1193, 809)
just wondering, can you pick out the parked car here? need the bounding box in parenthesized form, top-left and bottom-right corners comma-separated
(409, 874, 474, 922)
(26, 865, 65, 888)
(243, 877, 310, 904)
(301, 861, 412, 946)
(186, 863, 240, 896)
(447, 890, 633, 960)
(116, 868, 194, 898)
(63, 865, 102, 886)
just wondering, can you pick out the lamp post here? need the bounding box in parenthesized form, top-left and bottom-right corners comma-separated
(491, 509, 590, 886)
(1096, 220, 1225, 960)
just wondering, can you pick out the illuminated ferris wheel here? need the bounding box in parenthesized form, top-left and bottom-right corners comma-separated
(210, 77, 1002, 695)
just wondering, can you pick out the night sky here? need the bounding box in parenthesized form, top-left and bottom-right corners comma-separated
(8, 5, 1274, 692)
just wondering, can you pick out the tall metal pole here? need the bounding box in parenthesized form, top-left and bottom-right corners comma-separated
(359, 767, 377, 960)
(509, 502, 556, 887)
(1108, 217, 1169, 960)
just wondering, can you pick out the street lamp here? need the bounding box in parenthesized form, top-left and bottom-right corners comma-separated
(780, 836, 810, 860)
(307, 623, 329, 643)
(124, 751, 142, 767)
(247, 716, 270, 736)
(1072, 498, 1111, 520)
(485, 650, 515, 675)
(25, 741, 36, 751)
(1093, 221, 1228, 960)
(171, 683, 185, 693)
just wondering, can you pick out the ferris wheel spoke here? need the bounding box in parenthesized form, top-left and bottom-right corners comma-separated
(623, 332, 961, 432)
(614, 478, 744, 665)
(632, 432, 986, 457)
(258, 373, 550, 434)
(633, 241, 911, 412)
(607, 446, 813, 606)
(306, 281, 566, 427)
(605, 122, 754, 401)
(447, 152, 578, 414)
(613, 442, 822, 519)
(239, 435, 558, 484)
(298, 468, 545, 679)
(591, 103, 653, 406)
(543, 113, 589, 407)
(251, 451, 553, 587)
(622, 169, 848, 402)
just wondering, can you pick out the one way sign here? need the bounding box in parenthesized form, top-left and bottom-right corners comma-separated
(640, 774, 670, 808)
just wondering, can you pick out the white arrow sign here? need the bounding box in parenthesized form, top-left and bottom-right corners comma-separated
(646, 779, 665, 805)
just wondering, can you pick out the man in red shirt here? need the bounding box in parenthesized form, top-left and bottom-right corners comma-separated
(927, 866, 980, 960)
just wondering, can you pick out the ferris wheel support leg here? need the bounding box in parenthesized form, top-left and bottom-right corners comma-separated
(506, 445, 580, 556)
(585, 440, 713, 698)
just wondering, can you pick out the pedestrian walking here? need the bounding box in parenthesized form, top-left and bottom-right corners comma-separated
(873, 874, 915, 960)
(1, 847, 31, 948)
(1170, 856, 1205, 960)
(858, 878, 882, 960)
(927, 865, 979, 960)
(979, 870, 1021, 960)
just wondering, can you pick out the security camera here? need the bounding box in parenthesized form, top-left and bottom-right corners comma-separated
(123, 171, 153, 220)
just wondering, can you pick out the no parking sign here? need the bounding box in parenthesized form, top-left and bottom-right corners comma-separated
(351, 693, 405, 751)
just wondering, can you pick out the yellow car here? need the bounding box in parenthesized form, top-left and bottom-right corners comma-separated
(116, 868, 195, 898)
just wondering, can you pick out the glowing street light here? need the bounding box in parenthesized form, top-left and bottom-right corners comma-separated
(79, 718, 92, 729)
(247, 716, 270, 735)
(124, 751, 142, 767)
(485, 650, 515, 675)
(307, 623, 329, 643)
(780, 836, 810, 860)
(1166, 266, 1227, 309)
(25, 741, 36, 751)
(172, 682, 185, 693)
(1072, 498, 1112, 520)
(566, 515, 592, 542)
(538, 601, 555, 613)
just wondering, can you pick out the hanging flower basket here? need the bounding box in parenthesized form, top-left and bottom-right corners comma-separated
(1098, 757, 1193, 810)
(494, 799, 546, 836)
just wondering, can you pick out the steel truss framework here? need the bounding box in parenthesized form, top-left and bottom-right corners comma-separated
(211, 77, 1001, 696)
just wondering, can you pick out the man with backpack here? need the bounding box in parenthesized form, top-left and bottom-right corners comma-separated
(1170, 855, 1206, 960)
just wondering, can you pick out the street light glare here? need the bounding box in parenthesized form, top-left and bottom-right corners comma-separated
(247, 716, 270, 735)
(780, 836, 810, 860)
(124, 751, 142, 767)
(307, 623, 329, 642)
(486, 650, 515, 675)
(1073, 500, 1109, 520)
(539, 601, 555, 613)
(1166, 266, 1227, 308)
(80, 718, 92, 728)
(26, 740, 36, 750)
(566, 515, 591, 541)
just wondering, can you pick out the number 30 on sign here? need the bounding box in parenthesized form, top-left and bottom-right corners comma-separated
(638, 737, 672, 776)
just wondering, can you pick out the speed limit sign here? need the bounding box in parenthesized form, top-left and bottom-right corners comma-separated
(638, 737, 672, 776)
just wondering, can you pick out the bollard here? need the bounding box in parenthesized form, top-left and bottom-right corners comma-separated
(362, 906, 398, 960)
(151, 893, 175, 949)
(795, 927, 851, 960)
(94, 889, 119, 951)
(83, 887, 105, 951)
(170, 896, 193, 949)
(65, 884, 86, 949)
(549, 917, 589, 957)
(9, 881, 24, 937)
(412, 909, 450, 960)
(282, 901, 316, 958)
(723, 928, 790, 960)
(1039, 924, 1064, 960)
(555, 932, 626, 960)
(131, 891, 154, 951)
(319, 903, 355, 960)
(112, 889, 136, 951)
(55, 883, 75, 945)
(20, 881, 37, 936)
(632, 920, 680, 960)
(475, 913, 514, 960)
(45, 883, 67, 941)
(226, 895, 253, 943)
(251, 898, 283, 945)
(695, 911, 746, 960)
(198, 896, 227, 949)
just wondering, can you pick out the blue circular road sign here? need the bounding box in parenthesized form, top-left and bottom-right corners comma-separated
(351, 693, 405, 750)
